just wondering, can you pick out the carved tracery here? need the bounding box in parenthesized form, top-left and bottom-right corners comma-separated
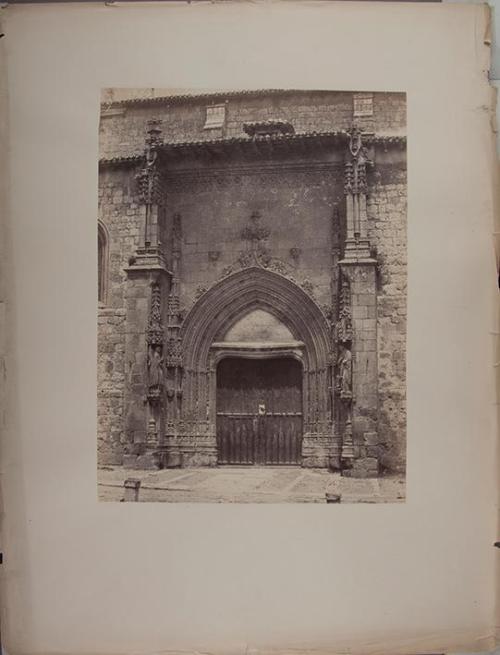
(335, 278, 353, 344)
(147, 282, 163, 345)
(334, 272, 354, 463)
(146, 282, 164, 404)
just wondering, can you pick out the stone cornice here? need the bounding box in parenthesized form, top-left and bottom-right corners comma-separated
(99, 132, 406, 169)
(100, 155, 142, 168)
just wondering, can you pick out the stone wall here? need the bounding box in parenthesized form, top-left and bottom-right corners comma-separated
(367, 165, 407, 473)
(99, 90, 406, 160)
(97, 89, 407, 474)
(98, 168, 141, 464)
(98, 169, 142, 308)
(97, 307, 126, 464)
(164, 163, 344, 313)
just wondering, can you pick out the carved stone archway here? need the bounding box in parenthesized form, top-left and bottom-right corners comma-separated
(177, 267, 337, 467)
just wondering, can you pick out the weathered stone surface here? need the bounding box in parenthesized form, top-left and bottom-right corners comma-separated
(97, 89, 407, 480)
(367, 176, 407, 473)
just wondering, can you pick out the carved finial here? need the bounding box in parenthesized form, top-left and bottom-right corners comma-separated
(347, 126, 363, 157)
(346, 126, 372, 167)
(345, 126, 372, 196)
(146, 118, 163, 150)
(136, 120, 164, 206)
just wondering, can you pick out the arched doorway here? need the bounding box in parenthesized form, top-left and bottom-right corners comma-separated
(178, 267, 335, 468)
(216, 356, 303, 465)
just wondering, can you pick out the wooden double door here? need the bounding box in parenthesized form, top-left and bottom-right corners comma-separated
(216, 357, 303, 465)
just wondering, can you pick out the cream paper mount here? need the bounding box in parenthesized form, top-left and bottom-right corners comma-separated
(0, 2, 497, 654)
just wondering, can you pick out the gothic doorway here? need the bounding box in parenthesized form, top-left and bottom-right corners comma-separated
(216, 356, 303, 466)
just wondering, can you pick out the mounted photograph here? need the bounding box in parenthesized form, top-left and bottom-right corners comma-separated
(97, 88, 407, 503)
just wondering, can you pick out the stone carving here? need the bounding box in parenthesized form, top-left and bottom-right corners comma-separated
(343, 127, 374, 260)
(146, 417, 158, 445)
(146, 283, 164, 403)
(145, 118, 163, 150)
(336, 307, 353, 344)
(136, 163, 162, 206)
(221, 211, 275, 275)
(147, 282, 164, 346)
(166, 337, 183, 368)
(267, 259, 288, 276)
(243, 120, 295, 139)
(289, 247, 301, 261)
(148, 344, 164, 387)
(336, 343, 354, 463)
(195, 285, 208, 300)
(146, 386, 162, 404)
(208, 250, 220, 262)
(164, 214, 184, 430)
(334, 275, 354, 464)
(320, 304, 334, 323)
(219, 211, 311, 288)
(301, 279, 314, 296)
(134, 119, 166, 254)
(167, 293, 180, 317)
(136, 119, 164, 206)
(335, 278, 353, 343)
(336, 344, 352, 399)
(167, 214, 182, 321)
(344, 126, 371, 196)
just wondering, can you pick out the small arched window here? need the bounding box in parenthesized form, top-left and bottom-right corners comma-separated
(98, 221, 109, 304)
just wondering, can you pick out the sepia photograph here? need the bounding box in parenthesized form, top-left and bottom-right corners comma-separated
(97, 88, 407, 503)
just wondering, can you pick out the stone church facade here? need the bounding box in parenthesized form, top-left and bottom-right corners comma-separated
(98, 89, 407, 478)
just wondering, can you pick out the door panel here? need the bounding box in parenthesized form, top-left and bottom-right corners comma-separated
(216, 357, 303, 465)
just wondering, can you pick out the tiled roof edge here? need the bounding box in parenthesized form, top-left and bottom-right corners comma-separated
(104, 88, 355, 108)
(98, 132, 407, 167)
(99, 155, 143, 167)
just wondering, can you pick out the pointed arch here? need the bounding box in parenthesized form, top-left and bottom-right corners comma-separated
(181, 267, 331, 372)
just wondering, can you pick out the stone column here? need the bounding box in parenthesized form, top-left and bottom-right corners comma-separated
(343, 127, 372, 261)
(337, 127, 380, 478)
(338, 262, 378, 478)
(122, 119, 171, 470)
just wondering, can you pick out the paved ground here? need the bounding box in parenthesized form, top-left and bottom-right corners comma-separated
(98, 466, 405, 503)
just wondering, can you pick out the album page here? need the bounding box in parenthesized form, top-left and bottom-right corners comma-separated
(0, 2, 497, 654)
